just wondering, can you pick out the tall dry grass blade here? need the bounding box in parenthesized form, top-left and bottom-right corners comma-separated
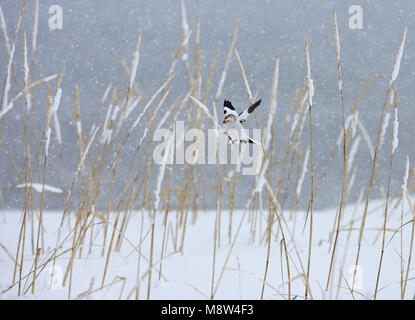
(304, 36, 314, 300)
(326, 10, 348, 291)
(374, 88, 398, 299)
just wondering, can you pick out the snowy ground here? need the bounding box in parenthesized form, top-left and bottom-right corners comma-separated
(0, 198, 413, 300)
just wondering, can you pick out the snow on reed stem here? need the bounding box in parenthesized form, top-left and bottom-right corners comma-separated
(389, 27, 407, 88)
(234, 48, 253, 103)
(129, 31, 142, 94)
(296, 146, 309, 198)
(379, 103, 391, 150)
(1, 39, 15, 113)
(180, 0, 190, 53)
(264, 56, 279, 152)
(402, 156, 409, 202)
(50, 88, 63, 148)
(100, 103, 114, 144)
(23, 31, 32, 113)
(52, 108, 62, 145)
(190, 96, 217, 126)
(351, 26, 407, 294)
(0, 5, 11, 54)
(392, 97, 399, 154)
(32, 0, 39, 54)
(16, 183, 63, 194)
(215, 24, 239, 101)
(374, 88, 398, 299)
(74, 86, 84, 147)
(194, 16, 200, 68)
(326, 10, 348, 291)
(305, 39, 314, 107)
(347, 135, 361, 175)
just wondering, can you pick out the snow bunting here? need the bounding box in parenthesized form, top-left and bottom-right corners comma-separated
(223, 99, 261, 125)
(222, 99, 261, 144)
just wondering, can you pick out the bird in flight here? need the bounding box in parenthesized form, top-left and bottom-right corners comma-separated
(222, 99, 262, 144)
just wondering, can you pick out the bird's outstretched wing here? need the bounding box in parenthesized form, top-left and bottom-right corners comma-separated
(247, 99, 262, 113)
(224, 100, 238, 116)
(238, 99, 262, 123)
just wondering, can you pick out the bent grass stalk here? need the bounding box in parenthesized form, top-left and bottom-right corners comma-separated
(351, 26, 407, 294)
(326, 10, 347, 291)
(374, 88, 398, 299)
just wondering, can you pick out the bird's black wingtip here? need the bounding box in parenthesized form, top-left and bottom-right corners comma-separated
(223, 99, 235, 110)
(247, 99, 262, 113)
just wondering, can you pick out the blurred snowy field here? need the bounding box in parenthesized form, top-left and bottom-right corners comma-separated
(0, 198, 413, 300)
